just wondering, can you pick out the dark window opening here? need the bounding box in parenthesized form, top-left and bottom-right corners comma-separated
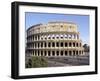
(79, 51, 81, 54)
(69, 43, 71, 47)
(61, 51, 63, 56)
(41, 51, 43, 56)
(69, 51, 71, 56)
(61, 42, 63, 47)
(69, 43, 72, 47)
(57, 37, 59, 39)
(52, 42, 55, 47)
(76, 43, 78, 47)
(65, 51, 67, 56)
(48, 42, 51, 47)
(48, 51, 50, 56)
(73, 43, 75, 47)
(45, 37, 47, 40)
(61, 37, 63, 39)
(52, 51, 55, 56)
(52, 37, 55, 39)
(56, 42, 59, 47)
(35, 51, 37, 56)
(65, 43, 67, 47)
(76, 51, 78, 55)
(73, 51, 75, 56)
(56, 51, 59, 56)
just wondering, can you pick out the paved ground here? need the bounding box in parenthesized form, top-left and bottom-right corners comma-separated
(25, 54, 89, 67)
(46, 55, 89, 67)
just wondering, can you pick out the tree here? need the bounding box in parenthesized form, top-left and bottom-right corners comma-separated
(83, 44, 90, 52)
(26, 56, 48, 68)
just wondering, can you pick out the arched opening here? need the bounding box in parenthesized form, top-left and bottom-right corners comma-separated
(76, 43, 78, 47)
(73, 42, 75, 47)
(35, 50, 37, 56)
(48, 51, 50, 56)
(79, 51, 81, 54)
(61, 42, 63, 47)
(61, 51, 63, 56)
(76, 51, 78, 55)
(73, 51, 75, 56)
(52, 42, 55, 47)
(56, 42, 59, 47)
(52, 51, 55, 56)
(48, 42, 51, 47)
(69, 51, 72, 56)
(69, 42, 72, 47)
(65, 42, 68, 47)
(41, 42, 43, 47)
(41, 51, 43, 56)
(65, 51, 67, 56)
(56, 51, 59, 56)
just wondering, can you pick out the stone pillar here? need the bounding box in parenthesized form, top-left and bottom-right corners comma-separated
(71, 34, 72, 40)
(36, 50, 37, 56)
(43, 51, 44, 56)
(67, 34, 68, 39)
(64, 50, 65, 56)
(59, 50, 61, 56)
(38, 42, 40, 48)
(63, 41, 65, 48)
(47, 42, 48, 48)
(54, 51, 56, 56)
(33, 50, 35, 56)
(47, 34, 48, 40)
(39, 51, 41, 56)
(50, 50, 52, 56)
(72, 42, 73, 48)
(34, 35, 36, 41)
(46, 50, 48, 57)
(33, 35, 34, 41)
(67, 42, 69, 48)
(78, 50, 79, 56)
(36, 42, 38, 49)
(71, 50, 73, 56)
(67, 50, 69, 56)
(43, 42, 44, 48)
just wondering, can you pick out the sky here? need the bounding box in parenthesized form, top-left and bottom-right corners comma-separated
(25, 12, 89, 45)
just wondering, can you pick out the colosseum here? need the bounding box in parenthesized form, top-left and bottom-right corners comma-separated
(26, 21, 84, 57)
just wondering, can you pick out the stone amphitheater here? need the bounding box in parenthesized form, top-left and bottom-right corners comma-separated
(26, 21, 84, 57)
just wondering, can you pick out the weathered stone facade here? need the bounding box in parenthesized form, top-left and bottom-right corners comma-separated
(26, 21, 84, 57)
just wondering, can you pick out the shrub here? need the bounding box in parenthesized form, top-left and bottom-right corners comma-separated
(26, 56, 48, 68)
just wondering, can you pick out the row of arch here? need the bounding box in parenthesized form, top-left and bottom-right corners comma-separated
(26, 50, 84, 56)
(27, 41, 82, 49)
(27, 34, 79, 42)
